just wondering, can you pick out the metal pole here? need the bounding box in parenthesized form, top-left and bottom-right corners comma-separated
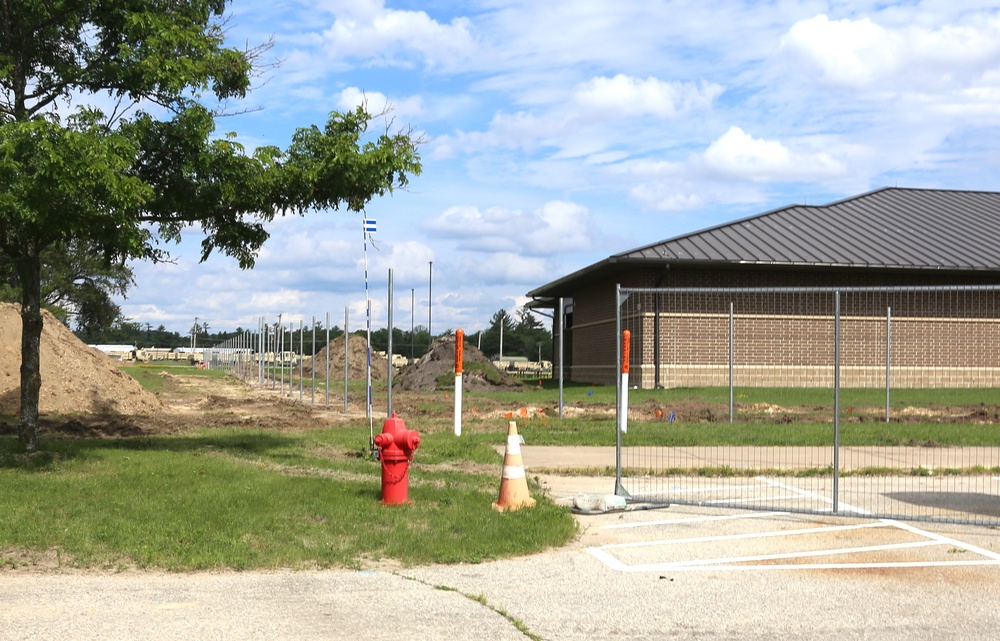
(614, 285, 624, 497)
(299, 320, 304, 401)
(366, 299, 372, 422)
(654, 293, 661, 388)
(886, 305, 891, 423)
(278, 317, 284, 395)
(387, 268, 394, 417)
(833, 291, 841, 514)
(344, 307, 349, 414)
(558, 297, 564, 420)
(729, 301, 735, 424)
(410, 288, 415, 361)
(311, 316, 316, 404)
(325, 311, 330, 407)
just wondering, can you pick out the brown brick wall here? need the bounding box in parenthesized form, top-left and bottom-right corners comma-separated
(564, 264, 1000, 388)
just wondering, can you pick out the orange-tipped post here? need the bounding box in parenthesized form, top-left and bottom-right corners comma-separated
(492, 421, 536, 512)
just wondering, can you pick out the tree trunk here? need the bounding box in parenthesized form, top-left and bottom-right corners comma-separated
(17, 252, 43, 452)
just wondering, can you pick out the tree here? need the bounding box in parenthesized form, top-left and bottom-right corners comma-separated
(0, 1, 421, 451)
(480, 309, 515, 359)
(0, 238, 134, 333)
(513, 307, 551, 361)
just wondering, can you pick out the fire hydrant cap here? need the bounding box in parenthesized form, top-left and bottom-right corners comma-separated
(382, 412, 406, 433)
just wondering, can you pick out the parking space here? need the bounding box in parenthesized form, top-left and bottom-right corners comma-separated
(539, 474, 1000, 574)
(586, 508, 1000, 572)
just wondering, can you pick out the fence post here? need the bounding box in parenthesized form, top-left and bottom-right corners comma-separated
(311, 316, 316, 404)
(344, 307, 349, 414)
(558, 297, 564, 420)
(615, 284, 625, 496)
(833, 290, 841, 514)
(619, 329, 630, 435)
(729, 300, 735, 424)
(325, 312, 330, 407)
(454, 328, 463, 436)
(886, 305, 891, 423)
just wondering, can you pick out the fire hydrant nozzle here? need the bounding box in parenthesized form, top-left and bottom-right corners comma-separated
(373, 413, 420, 504)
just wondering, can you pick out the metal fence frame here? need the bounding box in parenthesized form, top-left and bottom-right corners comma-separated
(614, 285, 1000, 526)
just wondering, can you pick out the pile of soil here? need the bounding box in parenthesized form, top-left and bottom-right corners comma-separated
(394, 336, 523, 392)
(0, 303, 163, 415)
(302, 334, 389, 381)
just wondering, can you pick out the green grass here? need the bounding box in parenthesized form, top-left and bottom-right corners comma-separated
(0, 430, 575, 571)
(11, 370, 992, 571)
(122, 364, 230, 393)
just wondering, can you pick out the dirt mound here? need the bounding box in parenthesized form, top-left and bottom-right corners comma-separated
(302, 334, 389, 381)
(0, 303, 163, 416)
(394, 336, 523, 392)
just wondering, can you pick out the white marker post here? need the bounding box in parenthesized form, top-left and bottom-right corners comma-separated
(454, 329, 464, 436)
(618, 330, 630, 434)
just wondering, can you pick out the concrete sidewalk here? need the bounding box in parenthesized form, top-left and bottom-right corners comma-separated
(4, 449, 1000, 641)
(516, 445, 1000, 471)
(5, 496, 1000, 641)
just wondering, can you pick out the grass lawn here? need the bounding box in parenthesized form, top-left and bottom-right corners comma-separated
(0, 428, 575, 571)
(3, 366, 996, 571)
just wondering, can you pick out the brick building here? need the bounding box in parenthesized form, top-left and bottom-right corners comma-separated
(526, 188, 1000, 388)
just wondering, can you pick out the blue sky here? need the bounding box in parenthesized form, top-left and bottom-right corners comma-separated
(118, 0, 1000, 336)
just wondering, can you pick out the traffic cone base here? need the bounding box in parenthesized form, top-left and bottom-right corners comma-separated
(493, 421, 536, 512)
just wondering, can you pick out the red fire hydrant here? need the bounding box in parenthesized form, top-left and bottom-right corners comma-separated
(373, 413, 421, 504)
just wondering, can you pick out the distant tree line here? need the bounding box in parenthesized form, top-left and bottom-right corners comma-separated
(76, 308, 552, 362)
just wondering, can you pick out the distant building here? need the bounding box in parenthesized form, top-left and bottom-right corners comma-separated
(527, 188, 1000, 387)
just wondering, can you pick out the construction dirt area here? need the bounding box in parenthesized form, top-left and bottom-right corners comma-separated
(3, 304, 1000, 441)
(0, 314, 573, 439)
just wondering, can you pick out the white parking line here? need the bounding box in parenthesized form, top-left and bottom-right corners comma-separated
(598, 521, 892, 551)
(587, 478, 1000, 572)
(602, 511, 789, 530)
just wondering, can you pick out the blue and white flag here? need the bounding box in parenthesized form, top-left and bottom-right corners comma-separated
(363, 218, 377, 233)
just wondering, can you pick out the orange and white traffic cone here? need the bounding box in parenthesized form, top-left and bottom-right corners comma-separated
(493, 421, 536, 512)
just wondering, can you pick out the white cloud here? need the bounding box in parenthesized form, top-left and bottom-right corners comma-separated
(335, 87, 426, 122)
(629, 184, 705, 212)
(463, 253, 550, 285)
(702, 126, 847, 183)
(364, 240, 436, 279)
(319, 0, 477, 69)
(781, 14, 898, 88)
(782, 13, 1000, 90)
(423, 201, 595, 255)
(573, 74, 723, 118)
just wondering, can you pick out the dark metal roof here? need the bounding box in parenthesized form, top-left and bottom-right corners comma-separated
(527, 187, 1000, 299)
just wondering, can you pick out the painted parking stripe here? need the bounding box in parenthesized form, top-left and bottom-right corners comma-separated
(756, 476, 871, 515)
(603, 511, 789, 530)
(597, 521, 892, 551)
(588, 545, 1000, 572)
(888, 519, 1000, 561)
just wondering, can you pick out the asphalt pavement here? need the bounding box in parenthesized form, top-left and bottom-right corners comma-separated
(3, 465, 1000, 640)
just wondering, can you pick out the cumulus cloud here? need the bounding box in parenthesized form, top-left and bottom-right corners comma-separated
(573, 74, 723, 118)
(422, 201, 594, 255)
(462, 253, 550, 285)
(320, 0, 477, 69)
(335, 86, 426, 123)
(629, 184, 705, 212)
(782, 13, 1000, 90)
(702, 126, 847, 182)
(364, 240, 436, 277)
